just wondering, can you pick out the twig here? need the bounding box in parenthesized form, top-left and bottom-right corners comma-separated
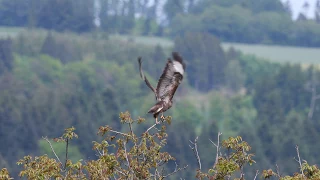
(153, 168, 159, 179)
(123, 141, 131, 172)
(128, 121, 134, 136)
(276, 164, 281, 177)
(109, 129, 131, 137)
(115, 168, 126, 176)
(145, 123, 157, 134)
(162, 162, 188, 178)
(65, 139, 69, 169)
(253, 170, 259, 180)
(209, 132, 222, 168)
(42, 136, 62, 166)
(295, 145, 305, 179)
(189, 137, 201, 170)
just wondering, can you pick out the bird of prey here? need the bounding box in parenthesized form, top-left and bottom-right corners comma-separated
(138, 52, 186, 124)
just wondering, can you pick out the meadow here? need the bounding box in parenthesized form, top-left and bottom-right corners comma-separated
(0, 27, 23, 38)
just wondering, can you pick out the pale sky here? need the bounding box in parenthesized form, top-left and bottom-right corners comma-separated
(281, 0, 317, 19)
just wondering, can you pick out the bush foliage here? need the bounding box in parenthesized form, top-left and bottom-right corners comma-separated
(0, 112, 317, 179)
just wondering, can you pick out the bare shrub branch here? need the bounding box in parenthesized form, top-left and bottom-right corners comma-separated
(209, 132, 222, 169)
(42, 136, 62, 166)
(189, 137, 201, 170)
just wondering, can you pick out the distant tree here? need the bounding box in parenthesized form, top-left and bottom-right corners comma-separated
(142, 18, 152, 35)
(316, 0, 320, 23)
(37, 0, 94, 32)
(0, 38, 14, 74)
(303, 1, 310, 14)
(0, 0, 29, 26)
(297, 1, 310, 21)
(164, 0, 186, 24)
(283, 0, 293, 17)
(37, 0, 73, 31)
(174, 32, 227, 91)
(194, 0, 286, 14)
(41, 32, 58, 59)
(297, 13, 307, 21)
(187, 0, 195, 13)
(224, 60, 246, 92)
(40, 32, 83, 63)
(100, 0, 137, 33)
(152, 45, 166, 76)
(69, 0, 95, 32)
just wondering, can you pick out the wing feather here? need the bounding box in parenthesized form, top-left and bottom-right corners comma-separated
(156, 52, 185, 101)
(138, 57, 158, 99)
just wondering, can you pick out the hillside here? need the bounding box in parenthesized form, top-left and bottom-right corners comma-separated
(2, 26, 319, 65)
(1, 28, 320, 178)
(110, 34, 320, 65)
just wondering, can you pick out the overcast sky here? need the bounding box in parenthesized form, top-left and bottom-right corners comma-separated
(281, 0, 317, 19)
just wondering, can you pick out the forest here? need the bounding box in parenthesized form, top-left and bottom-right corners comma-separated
(1, 0, 320, 179)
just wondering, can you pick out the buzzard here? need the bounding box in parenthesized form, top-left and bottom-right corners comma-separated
(138, 52, 186, 124)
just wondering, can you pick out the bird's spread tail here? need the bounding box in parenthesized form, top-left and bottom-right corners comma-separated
(148, 101, 165, 114)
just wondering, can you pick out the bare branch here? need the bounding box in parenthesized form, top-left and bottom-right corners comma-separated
(123, 141, 131, 173)
(209, 132, 222, 169)
(109, 130, 131, 137)
(128, 120, 134, 136)
(145, 123, 157, 134)
(114, 168, 126, 176)
(65, 139, 69, 169)
(295, 145, 305, 179)
(162, 162, 188, 178)
(253, 170, 259, 180)
(189, 137, 201, 170)
(276, 164, 281, 178)
(42, 136, 62, 166)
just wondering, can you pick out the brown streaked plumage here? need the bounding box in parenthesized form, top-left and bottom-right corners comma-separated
(138, 52, 186, 124)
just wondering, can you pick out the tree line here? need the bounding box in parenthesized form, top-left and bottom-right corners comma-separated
(1, 0, 320, 46)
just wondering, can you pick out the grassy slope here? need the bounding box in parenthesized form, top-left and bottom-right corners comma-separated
(0, 27, 24, 38)
(222, 42, 320, 65)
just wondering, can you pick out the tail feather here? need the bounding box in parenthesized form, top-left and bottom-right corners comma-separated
(148, 101, 164, 114)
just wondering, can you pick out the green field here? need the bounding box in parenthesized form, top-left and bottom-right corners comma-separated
(222, 42, 320, 65)
(110, 34, 174, 47)
(0, 27, 24, 38)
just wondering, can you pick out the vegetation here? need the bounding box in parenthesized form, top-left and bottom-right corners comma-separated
(109, 35, 320, 66)
(0, 28, 319, 179)
(1, 0, 320, 47)
(1, 112, 320, 179)
(1, 0, 320, 178)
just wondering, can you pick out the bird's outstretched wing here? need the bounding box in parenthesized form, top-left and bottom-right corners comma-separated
(156, 52, 185, 101)
(138, 57, 158, 99)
